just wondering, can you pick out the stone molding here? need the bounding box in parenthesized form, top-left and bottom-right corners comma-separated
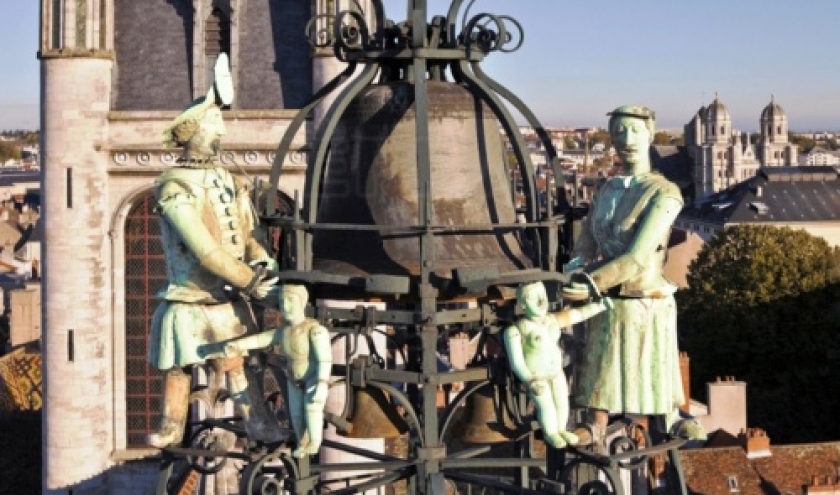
(109, 148, 309, 170)
(107, 109, 305, 121)
(38, 48, 115, 60)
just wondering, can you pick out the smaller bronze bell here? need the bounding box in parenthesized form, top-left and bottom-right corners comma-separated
(341, 385, 410, 439)
(455, 383, 517, 443)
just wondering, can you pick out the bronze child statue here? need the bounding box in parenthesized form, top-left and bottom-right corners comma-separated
(222, 284, 332, 458)
(504, 280, 605, 448)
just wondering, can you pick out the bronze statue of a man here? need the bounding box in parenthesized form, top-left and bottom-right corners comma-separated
(147, 54, 282, 447)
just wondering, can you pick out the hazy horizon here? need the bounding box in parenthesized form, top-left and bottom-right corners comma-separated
(2, 0, 839, 132)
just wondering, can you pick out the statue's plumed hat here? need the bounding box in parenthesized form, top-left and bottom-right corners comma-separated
(162, 54, 234, 148)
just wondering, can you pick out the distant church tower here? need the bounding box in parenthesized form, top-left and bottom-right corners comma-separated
(758, 95, 798, 166)
(685, 95, 790, 202)
(703, 97, 732, 194)
(39, 1, 355, 493)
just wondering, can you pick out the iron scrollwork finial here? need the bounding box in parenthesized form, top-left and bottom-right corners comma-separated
(460, 13, 525, 54)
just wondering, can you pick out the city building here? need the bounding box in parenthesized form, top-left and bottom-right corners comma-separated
(676, 166, 840, 245)
(801, 146, 840, 166)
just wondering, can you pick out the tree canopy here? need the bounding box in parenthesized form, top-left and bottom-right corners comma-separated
(652, 132, 673, 145)
(789, 133, 817, 153)
(588, 130, 611, 149)
(0, 142, 21, 163)
(677, 225, 840, 443)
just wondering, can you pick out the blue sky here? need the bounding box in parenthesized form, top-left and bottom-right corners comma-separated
(1, 0, 838, 132)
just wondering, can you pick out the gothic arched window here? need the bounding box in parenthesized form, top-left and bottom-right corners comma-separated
(124, 192, 166, 447)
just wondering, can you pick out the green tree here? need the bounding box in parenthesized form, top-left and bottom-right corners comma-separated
(652, 131, 672, 145)
(23, 132, 39, 147)
(789, 133, 817, 153)
(678, 225, 840, 443)
(563, 135, 577, 150)
(0, 141, 21, 163)
(588, 129, 611, 149)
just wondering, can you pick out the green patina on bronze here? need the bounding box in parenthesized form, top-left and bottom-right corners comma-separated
(566, 105, 704, 442)
(503, 281, 605, 449)
(147, 54, 283, 449)
(220, 284, 333, 458)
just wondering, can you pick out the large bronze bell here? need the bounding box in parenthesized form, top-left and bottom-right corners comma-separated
(313, 80, 532, 291)
(455, 383, 517, 443)
(340, 385, 410, 439)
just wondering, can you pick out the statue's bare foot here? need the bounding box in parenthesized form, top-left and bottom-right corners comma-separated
(147, 419, 185, 448)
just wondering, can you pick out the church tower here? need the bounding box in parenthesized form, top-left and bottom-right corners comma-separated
(703, 97, 733, 195)
(759, 96, 798, 166)
(685, 106, 708, 204)
(39, 0, 116, 491)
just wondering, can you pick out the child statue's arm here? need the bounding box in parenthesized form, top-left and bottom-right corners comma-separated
(552, 300, 607, 327)
(503, 324, 534, 384)
(224, 328, 281, 355)
(308, 323, 333, 405)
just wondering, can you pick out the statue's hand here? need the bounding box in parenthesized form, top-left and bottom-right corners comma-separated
(309, 381, 329, 406)
(250, 258, 279, 272)
(242, 263, 279, 300)
(528, 379, 548, 397)
(564, 272, 602, 301)
(561, 281, 591, 301)
(251, 275, 279, 300)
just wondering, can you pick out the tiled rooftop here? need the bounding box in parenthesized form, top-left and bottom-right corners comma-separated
(681, 442, 840, 495)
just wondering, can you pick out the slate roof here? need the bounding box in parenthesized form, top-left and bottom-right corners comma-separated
(681, 442, 840, 495)
(680, 166, 840, 225)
